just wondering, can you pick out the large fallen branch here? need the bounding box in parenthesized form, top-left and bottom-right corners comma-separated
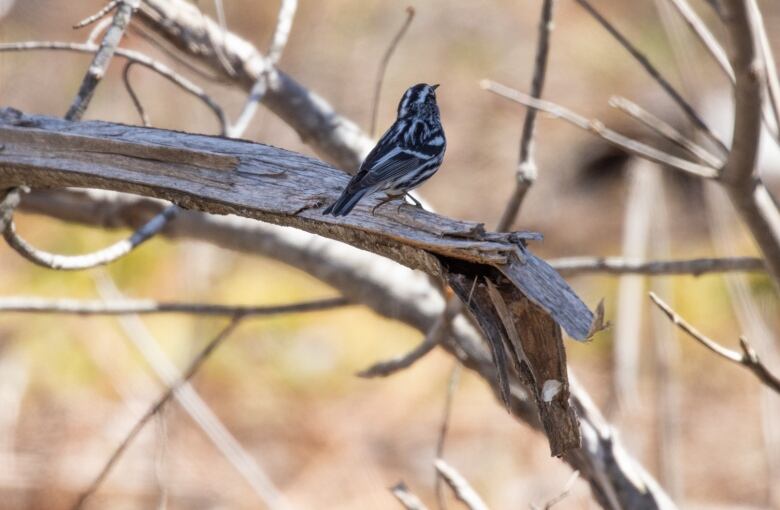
(0, 106, 599, 455)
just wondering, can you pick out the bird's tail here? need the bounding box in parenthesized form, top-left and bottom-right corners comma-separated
(322, 187, 370, 217)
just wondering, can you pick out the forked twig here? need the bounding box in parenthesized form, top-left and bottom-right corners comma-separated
(481, 80, 718, 179)
(497, 0, 556, 230)
(66, 0, 139, 120)
(229, 0, 298, 138)
(72, 315, 244, 509)
(370, 6, 415, 137)
(609, 96, 723, 168)
(573, 0, 727, 155)
(649, 292, 780, 394)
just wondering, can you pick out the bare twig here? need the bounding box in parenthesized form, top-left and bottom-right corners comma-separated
(358, 295, 460, 378)
(0, 41, 228, 133)
(497, 0, 556, 230)
(370, 6, 415, 137)
(94, 273, 292, 510)
(72, 315, 244, 509)
(2, 204, 178, 270)
(392, 482, 430, 510)
(228, 0, 298, 138)
(573, 0, 727, 155)
(609, 96, 723, 168)
(122, 61, 150, 126)
(73, 0, 120, 29)
(435, 364, 462, 510)
(649, 292, 780, 394)
(549, 255, 764, 276)
(532, 471, 580, 510)
(662, 0, 734, 83)
(65, 0, 139, 120)
(747, 0, 780, 141)
(138, 0, 373, 171)
(0, 295, 349, 316)
(481, 80, 718, 179)
(434, 459, 489, 510)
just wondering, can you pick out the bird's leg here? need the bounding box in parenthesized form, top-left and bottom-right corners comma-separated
(403, 193, 424, 209)
(371, 194, 398, 215)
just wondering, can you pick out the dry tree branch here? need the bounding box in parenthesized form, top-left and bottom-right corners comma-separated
(370, 6, 415, 138)
(2, 202, 177, 270)
(0, 296, 349, 316)
(229, 0, 298, 138)
(608, 96, 723, 168)
(498, 0, 556, 230)
(481, 80, 719, 179)
(16, 189, 675, 509)
(719, 0, 780, 292)
(0, 41, 227, 132)
(573, 0, 727, 155)
(66, 0, 139, 121)
(649, 292, 780, 394)
(549, 255, 764, 276)
(72, 315, 244, 510)
(391, 482, 430, 510)
(434, 459, 489, 510)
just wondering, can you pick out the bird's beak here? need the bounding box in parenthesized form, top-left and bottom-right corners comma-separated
(431, 84, 440, 90)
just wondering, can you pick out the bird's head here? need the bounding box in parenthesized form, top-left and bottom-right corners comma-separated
(397, 83, 440, 119)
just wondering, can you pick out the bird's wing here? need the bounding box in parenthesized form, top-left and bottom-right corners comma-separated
(351, 146, 430, 190)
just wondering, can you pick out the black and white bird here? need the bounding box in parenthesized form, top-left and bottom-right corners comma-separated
(323, 83, 446, 216)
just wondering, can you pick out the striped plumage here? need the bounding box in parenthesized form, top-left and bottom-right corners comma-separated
(323, 83, 446, 216)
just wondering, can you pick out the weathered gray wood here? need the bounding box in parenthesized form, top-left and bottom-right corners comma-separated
(0, 107, 598, 455)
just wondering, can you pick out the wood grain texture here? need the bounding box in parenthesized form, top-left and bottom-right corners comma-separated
(0, 107, 597, 454)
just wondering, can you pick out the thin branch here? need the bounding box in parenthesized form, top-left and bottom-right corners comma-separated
(73, 0, 120, 29)
(0, 296, 350, 316)
(719, 0, 780, 293)
(549, 255, 764, 276)
(122, 61, 150, 126)
(497, 0, 556, 230)
(2, 204, 179, 271)
(481, 80, 718, 179)
(435, 363, 462, 510)
(434, 459, 489, 510)
(72, 314, 244, 509)
(649, 292, 780, 394)
(532, 471, 580, 510)
(228, 0, 298, 138)
(66, 0, 139, 120)
(370, 6, 415, 137)
(608, 96, 723, 168)
(663, 0, 734, 83)
(392, 482, 430, 510)
(357, 295, 460, 378)
(209, 0, 236, 76)
(0, 41, 227, 133)
(747, 0, 780, 142)
(573, 0, 727, 155)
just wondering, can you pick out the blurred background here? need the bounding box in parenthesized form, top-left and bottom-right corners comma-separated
(1, 0, 780, 508)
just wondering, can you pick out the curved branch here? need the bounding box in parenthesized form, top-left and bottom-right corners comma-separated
(2, 204, 178, 270)
(0, 41, 228, 134)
